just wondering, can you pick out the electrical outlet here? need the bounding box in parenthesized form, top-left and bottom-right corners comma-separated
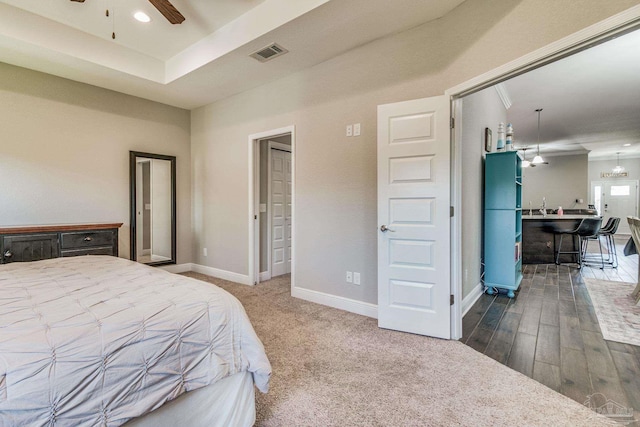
(353, 272, 361, 285)
(203, 248, 208, 257)
(353, 123, 361, 136)
(346, 271, 353, 283)
(346, 125, 353, 137)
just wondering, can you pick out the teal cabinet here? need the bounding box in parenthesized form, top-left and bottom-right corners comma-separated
(484, 151, 522, 298)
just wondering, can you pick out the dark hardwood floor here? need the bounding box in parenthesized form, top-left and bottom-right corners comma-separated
(462, 237, 640, 412)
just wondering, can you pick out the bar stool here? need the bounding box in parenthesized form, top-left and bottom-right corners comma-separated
(583, 217, 620, 268)
(553, 217, 603, 268)
(600, 217, 620, 267)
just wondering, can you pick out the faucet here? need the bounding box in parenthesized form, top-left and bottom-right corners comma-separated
(539, 197, 547, 217)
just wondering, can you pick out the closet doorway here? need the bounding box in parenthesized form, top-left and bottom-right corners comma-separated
(249, 126, 295, 286)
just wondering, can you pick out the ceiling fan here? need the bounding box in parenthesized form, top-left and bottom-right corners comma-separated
(70, 0, 185, 25)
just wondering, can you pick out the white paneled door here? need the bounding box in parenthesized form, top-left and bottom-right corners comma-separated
(377, 96, 451, 339)
(271, 148, 292, 277)
(591, 180, 639, 235)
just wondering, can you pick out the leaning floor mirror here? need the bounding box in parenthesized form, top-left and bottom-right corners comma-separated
(130, 151, 176, 266)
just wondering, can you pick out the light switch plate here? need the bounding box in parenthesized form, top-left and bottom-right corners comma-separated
(346, 125, 353, 137)
(259, 203, 267, 213)
(353, 123, 361, 136)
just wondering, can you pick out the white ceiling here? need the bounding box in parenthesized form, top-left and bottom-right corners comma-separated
(0, 0, 465, 109)
(502, 29, 640, 160)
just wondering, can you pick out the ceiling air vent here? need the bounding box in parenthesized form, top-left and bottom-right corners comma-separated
(250, 43, 288, 62)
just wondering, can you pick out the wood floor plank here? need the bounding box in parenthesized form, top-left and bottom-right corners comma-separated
(462, 294, 494, 342)
(507, 332, 537, 377)
(477, 296, 509, 331)
(558, 298, 577, 317)
(576, 306, 600, 333)
(606, 340, 637, 355)
(543, 285, 559, 301)
(505, 293, 528, 314)
(535, 324, 560, 366)
(559, 315, 584, 350)
(561, 347, 593, 404)
(484, 337, 513, 365)
(589, 374, 630, 408)
(540, 300, 559, 327)
(517, 302, 542, 336)
(533, 361, 561, 392)
(610, 349, 640, 411)
(465, 326, 494, 354)
(582, 330, 618, 378)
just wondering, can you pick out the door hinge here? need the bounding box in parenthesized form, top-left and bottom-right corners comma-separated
(450, 206, 454, 217)
(254, 215, 258, 220)
(450, 295, 454, 306)
(450, 117, 455, 129)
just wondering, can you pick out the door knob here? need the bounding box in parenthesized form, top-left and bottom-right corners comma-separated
(380, 225, 395, 233)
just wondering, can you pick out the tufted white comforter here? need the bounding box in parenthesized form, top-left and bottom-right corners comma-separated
(0, 256, 271, 426)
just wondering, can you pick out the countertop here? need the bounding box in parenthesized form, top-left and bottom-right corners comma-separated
(522, 214, 600, 220)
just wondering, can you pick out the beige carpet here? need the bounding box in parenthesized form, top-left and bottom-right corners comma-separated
(184, 273, 610, 426)
(584, 278, 640, 347)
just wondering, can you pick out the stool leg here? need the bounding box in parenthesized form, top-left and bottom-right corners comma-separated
(555, 234, 563, 265)
(597, 236, 604, 269)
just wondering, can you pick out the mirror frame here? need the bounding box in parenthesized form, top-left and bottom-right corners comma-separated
(129, 151, 177, 266)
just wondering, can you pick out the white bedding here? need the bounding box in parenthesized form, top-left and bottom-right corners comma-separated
(0, 256, 271, 426)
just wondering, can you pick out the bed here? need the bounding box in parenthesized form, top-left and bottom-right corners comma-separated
(0, 256, 271, 426)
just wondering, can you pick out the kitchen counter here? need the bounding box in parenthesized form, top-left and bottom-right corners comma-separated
(522, 214, 600, 264)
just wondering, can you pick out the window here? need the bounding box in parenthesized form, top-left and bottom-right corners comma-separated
(610, 185, 630, 196)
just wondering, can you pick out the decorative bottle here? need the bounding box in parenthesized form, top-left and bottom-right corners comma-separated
(496, 123, 505, 151)
(505, 123, 513, 151)
(558, 206, 563, 216)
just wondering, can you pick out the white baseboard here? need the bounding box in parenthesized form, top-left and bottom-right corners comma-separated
(291, 286, 378, 319)
(462, 282, 484, 317)
(160, 263, 193, 274)
(191, 264, 252, 286)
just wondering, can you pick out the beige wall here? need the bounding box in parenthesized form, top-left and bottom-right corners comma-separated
(0, 63, 193, 263)
(191, 0, 638, 305)
(522, 154, 590, 212)
(460, 87, 508, 298)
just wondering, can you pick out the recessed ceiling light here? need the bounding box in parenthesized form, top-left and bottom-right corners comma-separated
(134, 11, 151, 23)
(623, 143, 631, 147)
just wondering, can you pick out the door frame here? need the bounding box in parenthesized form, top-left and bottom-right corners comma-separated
(248, 125, 296, 287)
(591, 179, 639, 232)
(267, 142, 293, 280)
(446, 6, 640, 339)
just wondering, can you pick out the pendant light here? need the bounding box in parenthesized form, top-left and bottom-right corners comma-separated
(612, 152, 625, 173)
(531, 108, 545, 164)
(520, 147, 531, 168)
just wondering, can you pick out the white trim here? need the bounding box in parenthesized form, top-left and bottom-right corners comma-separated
(494, 83, 512, 110)
(191, 263, 252, 286)
(253, 141, 261, 284)
(444, 5, 640, 340)
(269, 141, 292, 152)
(248, 125, 295, 289)
(160, 263, 193, 274)
(266, 146, 272, 279)
(292, 286, 378, 319)
(259, 271, 272, 282)
(462, 282, 484, 317)
(449, 97, 463, 340)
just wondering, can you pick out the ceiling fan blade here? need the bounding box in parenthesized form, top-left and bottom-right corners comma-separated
(148, 0, 185, 24)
